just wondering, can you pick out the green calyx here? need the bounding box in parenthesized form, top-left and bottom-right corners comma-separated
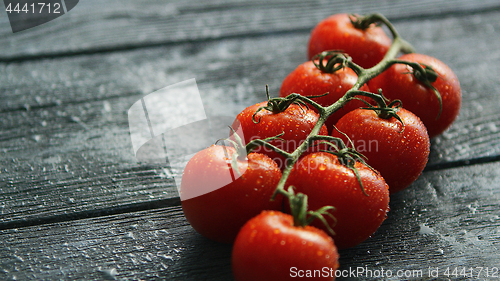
(311, 135, 375, 197)
(355, 91, 406, 133)
(349, 13, 383, 30)
(312, 51, 354, 74)
(278, 186, 336, 235)
(245, 132, 292, 162)
(334, 147, 371, 197)
(414, 63, 439, 83)
(252, 85, 312, 124)
(219, 127, 250, 177)
(225, 127, 292, 168)
(349, 13, 415, 55)
(398, 61, 443, 118)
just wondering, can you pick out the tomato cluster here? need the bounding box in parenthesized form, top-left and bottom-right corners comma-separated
(179, 12, 461, 281)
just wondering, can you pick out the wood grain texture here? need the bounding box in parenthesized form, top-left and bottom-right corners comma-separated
(2, 11, 500, 225)
(1, 0, 500, 59)
(0, 205, 233, 280)
(2, 2, 500, 280)
(1, 161, 499, 280)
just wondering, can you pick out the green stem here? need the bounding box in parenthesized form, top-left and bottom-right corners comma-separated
(272, 14, 415, 200)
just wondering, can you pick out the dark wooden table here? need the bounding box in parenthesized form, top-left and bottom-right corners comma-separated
(2, 1, 500, 280)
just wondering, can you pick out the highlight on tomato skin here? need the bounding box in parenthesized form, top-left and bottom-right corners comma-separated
(180, 145, 283, 244)
(368, 53, 462, 138)
(307, 13, 392, 69)
(232, 210, 339, 281)
(333, 108, 430, 194)
(285, 152, 390, 250)
(279, 60, 372, 133)
(176, 11, 462, 280)
(231, 101, 328, 170)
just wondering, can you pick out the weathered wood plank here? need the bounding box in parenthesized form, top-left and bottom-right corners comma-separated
(1, 161, 499, 280)
(1, 0, 499, 59)
(3, 10, 499, 113)
(0, 94, 182, 226)
(2, 11, 500, 225)
(0, 205, 234, 280)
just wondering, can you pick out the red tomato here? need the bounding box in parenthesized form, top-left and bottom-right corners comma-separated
(232, 101, 328, 169)
(280, 60, 371, 133)
(232, 210, 339, 281)
(332, 108, 430, 194)
(180, 145, 282, 244)
(368, 53, 461, 138)
(308, 13, 392, 68)
(286, 152, 389, 249)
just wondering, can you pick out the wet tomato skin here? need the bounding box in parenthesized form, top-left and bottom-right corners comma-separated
(232, 101, 328, 169)
(368, 53, 462, 138)
(308, 13, 392, 68)
(232, 210, 339, 281)
(180, 145, 283, 244)
(332, 108, 430, 194)
(279, 60, 371, 133)
(286, 152, 390, 249)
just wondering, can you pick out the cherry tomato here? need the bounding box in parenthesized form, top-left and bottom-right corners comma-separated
(332, 108, 430, 194)
(180, 145, 282, 244)
(286, 152, 389, 249)
(232, 101, 328, 169)
(232, 210, 339, 281)
(308, 13, 392, 68)
(368, 53, 462, 138)
(279, 60, 371, 133)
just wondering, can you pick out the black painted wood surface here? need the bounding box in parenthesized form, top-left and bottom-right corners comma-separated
(1, 1, 500, 280)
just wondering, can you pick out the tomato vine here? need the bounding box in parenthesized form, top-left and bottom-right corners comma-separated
(182, 12, 460, 259)
(256, 13, 432, 205)
(227, 12, 461, 279)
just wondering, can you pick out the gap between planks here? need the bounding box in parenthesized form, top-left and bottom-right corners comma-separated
(2, 155, 500, 231)
(1, 5, 500, 64)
